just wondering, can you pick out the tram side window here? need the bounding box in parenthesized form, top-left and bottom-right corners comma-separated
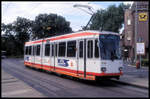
(52, 44, 54, 56)
(28, 46, 32, 55)
(33, 46, 36, 56)
(79, 41, 83, 58)
(67, 41, 76, 57)
(45, 44, 50, 56)
(32, 46, 34, 56)
(87, 40, 93, 58)
(58, 42, 66, 57)
(36, 45, 41, 56)
(95, 39, 99, 58)
(25, 46, 28, 55)
(55, 44, 58, 57)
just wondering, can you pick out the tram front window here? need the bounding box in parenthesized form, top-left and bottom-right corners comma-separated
(99, 34, 121, 60)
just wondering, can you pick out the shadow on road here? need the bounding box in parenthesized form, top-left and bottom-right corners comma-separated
(25, 66, 122, 88)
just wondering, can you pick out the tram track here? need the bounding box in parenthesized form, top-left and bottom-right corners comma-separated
(2, 65, 58, 97)
(2, 60, 79, 97)
(2, 59, 148, 97)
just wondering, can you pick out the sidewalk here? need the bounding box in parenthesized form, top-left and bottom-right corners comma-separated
(112, 64, 149, 89)
(1, 69, 46, 97)
(117, 74, 148, 89)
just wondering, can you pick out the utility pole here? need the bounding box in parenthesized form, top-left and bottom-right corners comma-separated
(134, 2, 138, 63)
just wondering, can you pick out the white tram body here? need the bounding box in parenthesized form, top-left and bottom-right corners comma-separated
(24, 30, 123, 80)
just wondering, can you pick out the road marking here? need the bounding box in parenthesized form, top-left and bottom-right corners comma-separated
(2, 80, 19, 84)
(2, 89, 33, 96)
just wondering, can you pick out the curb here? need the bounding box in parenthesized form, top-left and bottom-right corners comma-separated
(127, 64, 149, 69)
(111, 79, 148, 90)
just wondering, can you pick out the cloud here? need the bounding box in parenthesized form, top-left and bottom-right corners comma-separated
(2, 1, 120, 31)
(2, 2, 96, 31)
(123, 1, 134, 6)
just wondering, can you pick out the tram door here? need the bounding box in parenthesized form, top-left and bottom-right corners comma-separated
(34, 44, 42, 69)
(54, 43, 58, 70)
(50, 43, 55, 70)
(32, 45, 36, 67)
(50, 43, 57, 70)
(78, 40, 86, 78)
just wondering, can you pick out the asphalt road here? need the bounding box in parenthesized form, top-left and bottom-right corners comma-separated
(1, 58, 148, 97)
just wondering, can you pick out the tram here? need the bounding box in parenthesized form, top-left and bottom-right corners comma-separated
(24, 30, 123, 80)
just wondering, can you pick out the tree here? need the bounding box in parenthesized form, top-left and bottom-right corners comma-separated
(1, 17, 33, 56)
(1, 14, 73, 56)
(13, 17, 33, 55)
(1, 23, 16, 56)
(32, 13, 72, 40)
(86, 3, 131, 33)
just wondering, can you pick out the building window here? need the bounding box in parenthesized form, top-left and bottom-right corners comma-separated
(127, 19, 131, 25)
(138, 37, 143, 42)
(127, 31, 131, 41)
(67, 41, 76, 57)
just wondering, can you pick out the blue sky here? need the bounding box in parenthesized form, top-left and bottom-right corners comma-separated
(2, 1, 133, 33)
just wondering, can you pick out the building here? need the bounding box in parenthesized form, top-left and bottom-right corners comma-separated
(122, 1, 149, 63)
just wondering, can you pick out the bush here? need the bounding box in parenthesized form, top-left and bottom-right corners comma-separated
(141, 59, 149, 66)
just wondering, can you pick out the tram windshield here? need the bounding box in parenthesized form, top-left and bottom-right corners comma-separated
(99, 34, 121, 60)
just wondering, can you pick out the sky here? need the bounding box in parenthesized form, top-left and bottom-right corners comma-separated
(2, 1, 134, 33)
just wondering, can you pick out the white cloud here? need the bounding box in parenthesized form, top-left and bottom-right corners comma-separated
(123, 1, 134, 6)
(1, 1, 112, 31)
(2, 2, 96, 31)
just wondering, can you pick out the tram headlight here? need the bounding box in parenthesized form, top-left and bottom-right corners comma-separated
(101, 67, 106, 72)
(119, 67, 123, 71)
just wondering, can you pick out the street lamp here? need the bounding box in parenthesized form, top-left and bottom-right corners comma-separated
(73, 4, 95, 30)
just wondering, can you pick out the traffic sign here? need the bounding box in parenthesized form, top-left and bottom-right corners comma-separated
(139, 13, 148, 21)
(136, 42, 145, 55)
